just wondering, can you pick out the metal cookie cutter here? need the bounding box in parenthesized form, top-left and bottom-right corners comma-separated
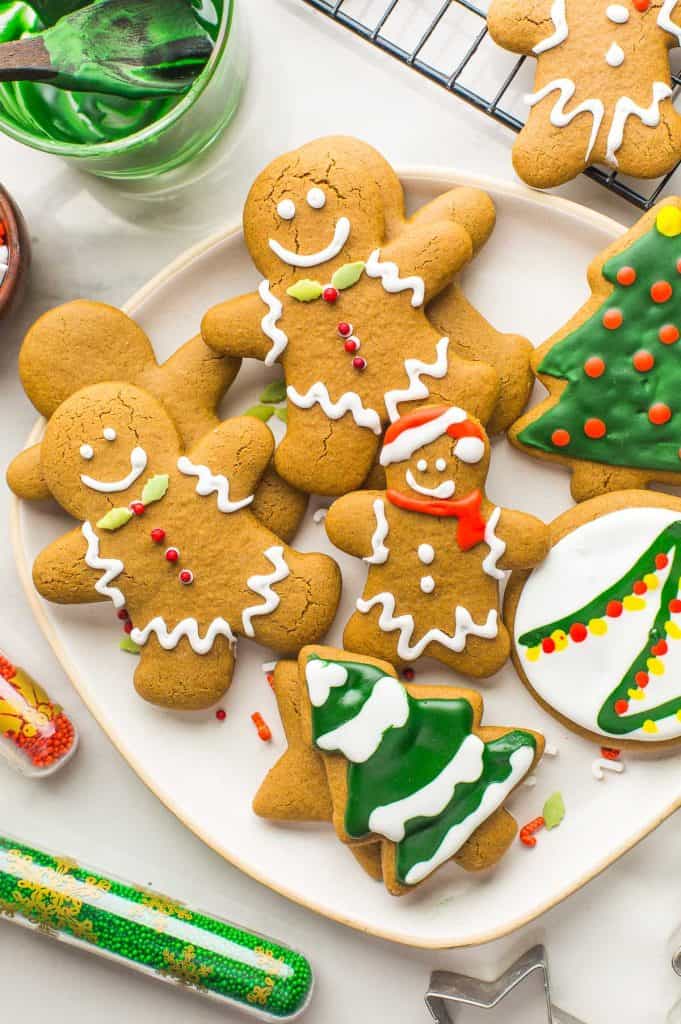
(425, 945, 586, 1023)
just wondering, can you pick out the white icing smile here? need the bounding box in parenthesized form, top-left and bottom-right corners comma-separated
(81, 446, 148, 494)
(268, 216, 351, 268)
(405, 468, 455, 499)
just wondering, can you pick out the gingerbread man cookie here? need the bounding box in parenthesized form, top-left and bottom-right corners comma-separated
(29, 382, 341, 710)
(326, 406, 550, 676)
(488, 0, 681, 187)
(7, 300, 307, 542)
(201, 136, 508, 496)
(254, 647, 544, 895)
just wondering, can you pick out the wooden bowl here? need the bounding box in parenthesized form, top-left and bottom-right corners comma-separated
(0, 184, 30, 318)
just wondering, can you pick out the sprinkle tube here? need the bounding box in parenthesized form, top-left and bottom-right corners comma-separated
(0, 837, 313, 1020)
(0, 652, 77, 777)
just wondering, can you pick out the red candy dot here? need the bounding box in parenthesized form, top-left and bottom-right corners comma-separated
(551, 428, 571, 448)
(616, 266, 636, 286)
(635, 672, 649, 688)
(584, 356, 605, 378)
(344, 338, 360, 353)
(659, 324, 679, 345)
(541, 637, 556, 654)
(117, 609, 129, 621)
(614, 699, 629, 716)
(633, 0, 650, 9)
(653, 640, 668, 656)
(649, 403, 672, 425)
(337, 322, 352, 337)
(124, 621, 133, 635)
(402, 668, 415, 681)
(165, 547, 180, 563)
(179, 569, 194, 585)
(633, 580, 648, 595)
(651, 281, 673, 304)
(584, 418, 606, 439)
(352, 356, 367, 370)
(322, 286, 339, 303)
(569, 622, 587, 642)
(215, 709, 226, 721)
(130, 502, 145, 516)
(603, 308, 623, 330)
(151, 528, 166, 543)
(670, 598, 681, 613)
(633, 350, 655, 372)
(606, 600, 623, 618)
(656, 553, 669, 569)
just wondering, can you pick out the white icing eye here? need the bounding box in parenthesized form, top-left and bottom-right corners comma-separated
(417, 458, 428, 472)
(606, 3, 629, 23)
(103, 427, 117, 441)
(306, 187, 326, 210)
(435, 457, 447, 472)
(277, 199, 296, 221)
(454, 436, 485, 464)
(80, 444, 94, 460)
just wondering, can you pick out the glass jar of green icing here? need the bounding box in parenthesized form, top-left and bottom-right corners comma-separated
(0, 1, 246, 179)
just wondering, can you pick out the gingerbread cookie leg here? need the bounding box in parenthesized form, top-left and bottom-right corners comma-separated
(134, 633, 235, 710)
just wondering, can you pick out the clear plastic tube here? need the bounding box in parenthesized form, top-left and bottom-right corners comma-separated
(0, 651, 77, 776)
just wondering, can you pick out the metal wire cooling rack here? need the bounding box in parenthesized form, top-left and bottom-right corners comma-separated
(300, 0, 681, 210)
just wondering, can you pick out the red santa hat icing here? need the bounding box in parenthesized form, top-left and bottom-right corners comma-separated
(380, 406, 486, 467)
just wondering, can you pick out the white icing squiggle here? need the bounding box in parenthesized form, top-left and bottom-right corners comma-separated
(364, 499, 390, 565)
(592, 757, 625, 781)
(306, 659, 348, 707)
(606, 83, 673, 166)
(658, 0, 681, 45)
(81, 446, 147, 494)
(268, 217, 351, 268)
(357, 591, 498, 660)
(177, 456, 254, 513)
(525, 79, 605, 162)
(241, 546, 290, 638)
(315, 675, 409, 762)
(82, 522, 126, 609)
(383, 336, 450, 423)
(287, 382, 382, 434)
(259, 280, 288, 366)
(533, 0, 568, 54)
(130, 616, 237, 655)
(482, 507, 507, 581)
(365, 249, 425, 307)
(380, 406, 466, 466)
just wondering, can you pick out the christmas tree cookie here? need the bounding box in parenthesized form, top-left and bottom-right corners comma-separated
(6, 300, 307, 542)
(488, 0, 681, 187)
(27, 382, 341, 710)
(511, 200, 681, 501)
(506, 491, 681, 750)
(254, 647, 544, 896)
(325, 405, 550, 676)
(200, 135, 531, 497)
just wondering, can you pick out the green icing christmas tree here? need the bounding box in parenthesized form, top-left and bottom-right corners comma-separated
(306, 655, 536, 886)
(518, 205, 681, 475)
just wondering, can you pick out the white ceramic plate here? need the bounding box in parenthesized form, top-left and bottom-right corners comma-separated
(13, 171, 681, 950)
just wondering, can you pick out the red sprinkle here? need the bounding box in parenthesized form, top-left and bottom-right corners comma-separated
(601, 747, 621, 761)
(651, 280, 673, 304)
(541, 637, 556, 654)
(124, 621, 133, 634)
(615, 699, 629, 716)
(520, 816, 545, 848)
(251, 712, 272, 742)
(0, 655, 17, 682)
(165, 547, 180, 563)
(322, 286, 339, 303)
(130, 502, 145, 516)
(616, 266, 636, 286)
(151, 528, 166, 543)
(606, 600, 623, 618)
(179, 569, 194, 585)
(352, 356, 367, 370)
(635, 671, 649, 688)
(569, 622, 587, 642)
(344, 338, 360, 353)
(633, 580, 648, 595)
(603, 308, 623, 330)
(117, 609, 130, 621)
(215, 709, 226, 721)
(402, 668, 415, 681)
(551, 428, 571, 448)
(656, 553, 669, 569)
(652, 640, 668, 656)
(670, 598, 681, 613)
(337, 322, 352, 337)
(266, 672, 275, 688)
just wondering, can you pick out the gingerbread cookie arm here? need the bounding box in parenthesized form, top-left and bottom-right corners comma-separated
(370, 221, 473, 306)
(6, 444, 51, 500)
(487, 0, 557, 54)
(325, 491, 387, 559)
(183, 415, 275, 503)
(32, 525, 107, 606)
(408, 187, 496, 255)
(494, 507, 550, 571)
(201, 291, 275, 362)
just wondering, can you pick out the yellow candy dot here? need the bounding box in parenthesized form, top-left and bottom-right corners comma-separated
(643, 720, 659, 734)
(647, 657, 665, 675)
(551, 629, 568, 651)
(676, 710, 681, 722)
(643, 574, 659, 591)
(526, 646, 541, 662)
(656, 205, 681, 237)
(624, 595, 646, 611)
(666, 620, 681, 639)
(588, 618, 607, 636)
(628, 688, 645, 701)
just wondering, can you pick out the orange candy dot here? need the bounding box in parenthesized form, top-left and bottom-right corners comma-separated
(633, 0, 650, 9)
(616, 266, 637, 286)
(633, 350, 655, 372)
(584, 418, 606, 439)
(649, 403, 672, 425)
(651, 281, 673, 304)
(551, 429, 571, 448)
(659, 324, 679, 345)
(584, 356, 605, 378)
(603, 308, 623, 330)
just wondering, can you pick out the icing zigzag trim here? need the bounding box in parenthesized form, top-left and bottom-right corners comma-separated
(259, 279, 288, 366)
(365, 249, 425, 307)
(525, 79, 604, 162)
(383, 336, 450, 423)
(242, 545, 291, 637)
(482, 507, 506, 581)
(364, 499, 390, 565)
(177, 456, 254, 513)
(82, 521, 126, 610)
(130, 616, 237, 655)
(287, 382, 382, 434)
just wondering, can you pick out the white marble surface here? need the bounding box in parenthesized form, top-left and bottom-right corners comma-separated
(2, 1, 681, 1021)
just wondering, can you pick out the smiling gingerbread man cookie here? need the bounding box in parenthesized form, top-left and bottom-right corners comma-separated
(30, 382, 341, 710)
(201, 136, 507, 496)
(325, 406, 550, 677)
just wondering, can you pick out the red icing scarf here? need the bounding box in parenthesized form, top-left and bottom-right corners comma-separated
(386, 487, 486, 551)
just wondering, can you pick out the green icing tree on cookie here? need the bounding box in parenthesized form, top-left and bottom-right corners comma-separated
(518, 206, 681, 474)
(306, 655, 536, 886)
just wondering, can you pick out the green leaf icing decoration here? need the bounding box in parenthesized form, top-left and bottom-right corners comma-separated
(141, 474, 169, 505)
(120, 636, 141, 656)
(275, 408, 288, 423)
(97, 507, 133, 531)
(332, 261, 365, 291)
(286, 279, 323, 302)
(245, 404, 274, 423)
(542, 792, 565, 830)
(259, 380, 287, 405)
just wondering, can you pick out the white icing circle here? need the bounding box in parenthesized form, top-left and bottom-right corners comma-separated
(606, 3, 629, 23)
(435, 457, 447, 472)
(454, 436, 485, 464)
(605, 41, 625, 67)
(306, 187, 326, 209)
(277, 199, 296, 221)
(420, 575, 435, 594)
(418, 543, 435, 565)
(103, 427, 117, 441)
(514, 507, 681, 743)
(416, 458, 428, 472)
(80, 444, 94, 460)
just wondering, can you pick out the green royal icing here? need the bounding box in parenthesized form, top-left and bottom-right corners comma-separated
(331, 261, 365, 291)
(141, 473, 169, 505)
(307, 655, 536, 885)
(96, 507, 133, 531)
(518, 521, 681, 736)
(518, 216, 681, 473)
